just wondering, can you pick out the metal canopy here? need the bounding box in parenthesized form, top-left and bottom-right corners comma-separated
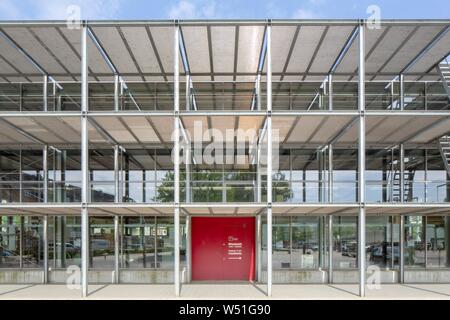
(0, 20, 448, 82)
(0, 112, 448, 148)
(2, 203, 449, 216)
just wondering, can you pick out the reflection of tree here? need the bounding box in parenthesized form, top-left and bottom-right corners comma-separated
(271, 172, 293, 202)
(154, 171, 176, 202)
(154, 170, 293, 202)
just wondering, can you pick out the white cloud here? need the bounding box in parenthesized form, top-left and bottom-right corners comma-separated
(168, 0, 216, 19)
(0, 0, 124, 20)
(292, 8, 319, 19)
(36, 0, 124, 20)
(308, 0, 326, 5)
(0, 0, 25, 19)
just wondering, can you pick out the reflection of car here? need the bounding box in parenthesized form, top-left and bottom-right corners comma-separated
(49, 242, 81, 258)
(370, 243, 391, 262)
(0, 249, 14, 257)
(413, 241, 431, 251)
(342, 241, 371, 257)
(342, 241, 357, 257)
(292, 241, 319, 252)
(91, 239, 110, 250)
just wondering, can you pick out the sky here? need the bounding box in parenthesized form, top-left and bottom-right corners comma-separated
(0, 0, 449, 20)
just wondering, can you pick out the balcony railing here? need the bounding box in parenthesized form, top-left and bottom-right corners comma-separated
(0, 81, 448, 112)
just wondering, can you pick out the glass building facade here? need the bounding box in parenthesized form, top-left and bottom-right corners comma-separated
(0, 19, 449, 297)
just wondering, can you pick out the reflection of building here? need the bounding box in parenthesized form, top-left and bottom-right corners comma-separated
(0, 20, 449, 297)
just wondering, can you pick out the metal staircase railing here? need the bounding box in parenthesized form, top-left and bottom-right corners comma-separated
(437, 57, 450, 97)
(436, 57, 450, 180)
(391, 169, 416, 202)
(438, 135, 450, 177)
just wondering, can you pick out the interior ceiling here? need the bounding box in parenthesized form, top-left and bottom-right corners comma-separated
(0, 113, 449, 149)
(0, 21, 448, 83)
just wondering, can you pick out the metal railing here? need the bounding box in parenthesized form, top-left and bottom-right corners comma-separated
(0, 80, 448, 112)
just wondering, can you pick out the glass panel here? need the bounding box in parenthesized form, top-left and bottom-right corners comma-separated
(0, 216, 21, 268)
(48, 216, 81, 268)
(291, 217, 319, 269)
(272, 217, 290, 269)
(121, 217, 156, 268)
(426, 216, 448, 268)
(89, 217, 114, 269)
(404, 216, 425, 268)
(333, 216, 357, 269)
(366, 216, 398, 269)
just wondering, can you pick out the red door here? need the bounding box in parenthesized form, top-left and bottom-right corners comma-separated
(191, 217, 255, 281)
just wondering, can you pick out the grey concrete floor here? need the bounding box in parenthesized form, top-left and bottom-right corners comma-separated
(1, 283, 450, 300)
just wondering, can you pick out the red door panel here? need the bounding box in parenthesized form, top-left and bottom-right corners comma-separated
(191, 217, 255, 281)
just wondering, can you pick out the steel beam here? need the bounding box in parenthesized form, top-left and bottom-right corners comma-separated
(81, 23, 89, 298)
(357, 22, 366, 298)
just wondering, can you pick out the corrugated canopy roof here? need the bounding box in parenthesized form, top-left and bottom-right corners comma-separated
(0, 20, 448, 83)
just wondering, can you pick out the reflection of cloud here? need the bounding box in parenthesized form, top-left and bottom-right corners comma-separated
(292, 9, 320, 19)
(168, 0, 216, 19)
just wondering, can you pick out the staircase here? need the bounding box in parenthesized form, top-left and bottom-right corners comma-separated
(438, 135, 450, 177)
(437, 58, 450, 97)
(391, 169, 416, 202)
(436, 57, 450, 179)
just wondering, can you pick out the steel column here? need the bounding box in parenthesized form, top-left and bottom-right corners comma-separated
(328, 74, 333, 111)
(19, 149, 22, 202)
(43, 215, 48, 283)
(114, 215, 119, 284)
(256, 214, 262, 282)
(81, 23, 89, 298)
(19, 216, 23, 269)
(114, 75, 119, 112)
(399, 74, 404, 110)
(114, 145, 120, 202)
(400, 144, 405, 202)
(266, 22, 273, 297)
(186, 145, 191, 203)
(357, 22, 366, 297)
(186, 74, 190, 111)
(174, 22, 181, 297)
(328, 215, 333, 283)
(400, 215, 405, 283)
(43, 75, 48, 111)
(327, 143, 333, 282)
(43, 145, 48, 283)
(43, 145, 48, 203)
(186, 215, 191, 282)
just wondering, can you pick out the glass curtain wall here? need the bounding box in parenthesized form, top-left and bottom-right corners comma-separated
(121, 216, 185, 269)
(0, 216, 43, 268)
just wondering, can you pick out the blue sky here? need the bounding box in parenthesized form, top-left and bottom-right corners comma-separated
(0, 0, 449, 20)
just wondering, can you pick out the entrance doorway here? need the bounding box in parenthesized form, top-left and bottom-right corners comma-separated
(191, 217, 255, 281)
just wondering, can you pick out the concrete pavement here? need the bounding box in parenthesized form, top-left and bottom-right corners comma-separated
(1, 283, 450, 300)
